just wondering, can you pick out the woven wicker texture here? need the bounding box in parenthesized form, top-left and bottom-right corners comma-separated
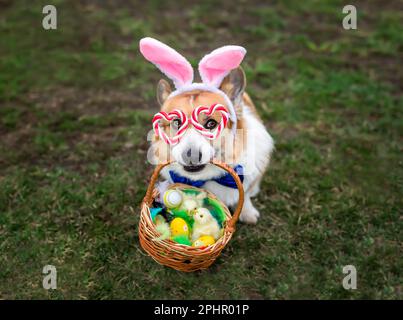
(139, 160, 244, 272)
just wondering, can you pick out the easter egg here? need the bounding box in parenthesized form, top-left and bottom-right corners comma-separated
(192, 235, 216, 247)
(170, 217, 189, 237)
(163, 190, 183, 209)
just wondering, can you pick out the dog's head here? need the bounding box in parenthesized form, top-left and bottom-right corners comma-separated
(153, 70, 246, 179)
(140, 38, 247, 179)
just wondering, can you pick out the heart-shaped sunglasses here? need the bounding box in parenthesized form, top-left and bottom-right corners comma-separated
(152, 103, 229, 145)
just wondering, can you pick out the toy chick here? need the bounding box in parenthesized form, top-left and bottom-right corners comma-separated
(162, 189, 206, 215)
(191, 208, 221, 242)
(153, 215, 171, 241)
(180, 191, 206, 214)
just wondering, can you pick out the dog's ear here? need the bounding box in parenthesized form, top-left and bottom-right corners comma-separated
(157, 79, 172, 106)
(219, 67, 246, 107)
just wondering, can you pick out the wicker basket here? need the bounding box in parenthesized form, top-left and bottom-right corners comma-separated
(139, 160, 244, 272)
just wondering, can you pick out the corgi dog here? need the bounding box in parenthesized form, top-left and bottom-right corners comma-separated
(140, 38, 274, 224)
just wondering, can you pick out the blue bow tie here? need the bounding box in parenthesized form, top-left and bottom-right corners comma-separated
(169, 165, 244, 189)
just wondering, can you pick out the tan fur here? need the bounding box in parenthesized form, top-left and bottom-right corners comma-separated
(163, 90, 227, 116)
(242, 92, 260, 119)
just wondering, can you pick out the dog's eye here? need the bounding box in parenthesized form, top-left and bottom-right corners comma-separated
(171, 118, 182, 130)
(204, 119, 218, 130)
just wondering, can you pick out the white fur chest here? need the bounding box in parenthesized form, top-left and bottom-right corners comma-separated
(203, 106, 274, 207)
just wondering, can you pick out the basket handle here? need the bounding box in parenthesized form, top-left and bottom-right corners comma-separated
(142, 160, 244, 230)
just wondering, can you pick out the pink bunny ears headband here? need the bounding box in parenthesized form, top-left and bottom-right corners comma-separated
(139, 37, 247, 133)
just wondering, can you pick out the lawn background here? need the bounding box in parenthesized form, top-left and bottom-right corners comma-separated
(0, 0, 401, 299)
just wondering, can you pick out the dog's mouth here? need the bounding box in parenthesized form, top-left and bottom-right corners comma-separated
(183, 164, 206, 173)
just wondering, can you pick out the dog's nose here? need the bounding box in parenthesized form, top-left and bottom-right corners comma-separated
(181, 147, 202, 165)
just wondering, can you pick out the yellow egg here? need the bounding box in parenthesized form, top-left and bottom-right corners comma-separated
(170, 217, 189, 237)
(192, 235, 216, 247)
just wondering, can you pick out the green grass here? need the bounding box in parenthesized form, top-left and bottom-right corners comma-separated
(0, 0, 401, 299)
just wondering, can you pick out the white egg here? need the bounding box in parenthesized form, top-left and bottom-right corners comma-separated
(163, 190, 183, 208)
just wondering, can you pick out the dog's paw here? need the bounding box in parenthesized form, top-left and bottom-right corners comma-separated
(239, 205, 260, 224)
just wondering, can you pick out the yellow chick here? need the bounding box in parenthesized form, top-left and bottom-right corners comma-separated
(153, 215, 171, 241)
(191, 208, 221, 242)
(179, 191, 206, 213)
(192, 235, 216, 247)
(170, 217, 189, 237)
